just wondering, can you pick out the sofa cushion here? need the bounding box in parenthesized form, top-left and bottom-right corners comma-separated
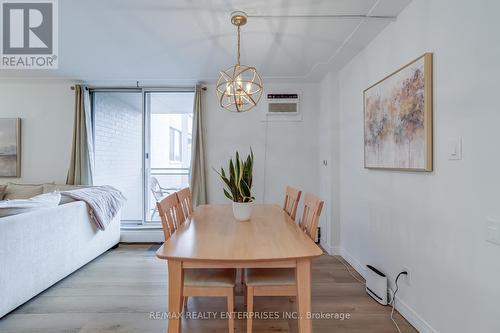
(43, 184, 91, 205)
(3, 183, 50, 200)
(43, 183, 88, 194)
(0, 192, 61, 218)
(0, 185, 6, 200)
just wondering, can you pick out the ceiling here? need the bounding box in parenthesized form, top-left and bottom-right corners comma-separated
(0, 0, 411, 83)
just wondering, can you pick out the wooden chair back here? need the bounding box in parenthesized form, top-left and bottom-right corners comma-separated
(299, 192, 324, 241)
(283, 186, 302, 221)
(176, 187, 194, 220)
(157, 193, 184, 241)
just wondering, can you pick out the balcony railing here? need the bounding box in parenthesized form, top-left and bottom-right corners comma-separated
(148, 167, 190, 221)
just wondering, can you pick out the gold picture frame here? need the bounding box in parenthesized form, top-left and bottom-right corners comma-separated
(0, 118, 21, 177)
(363, 53, 433, 171)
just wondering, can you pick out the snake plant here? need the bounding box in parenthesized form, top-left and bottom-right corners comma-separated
(215, 149, 255, 203)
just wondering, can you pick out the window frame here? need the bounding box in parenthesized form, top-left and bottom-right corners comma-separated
(89, 87, 195, 226)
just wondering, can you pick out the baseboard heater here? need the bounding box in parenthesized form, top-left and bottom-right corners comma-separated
(365, 265, 388, 305)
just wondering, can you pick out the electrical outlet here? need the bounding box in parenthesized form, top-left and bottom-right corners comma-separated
(401, 266, 411, 286)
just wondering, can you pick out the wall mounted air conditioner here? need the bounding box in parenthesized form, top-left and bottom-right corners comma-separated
(262, 93, 302, 121)
(365, 265, 388, 305)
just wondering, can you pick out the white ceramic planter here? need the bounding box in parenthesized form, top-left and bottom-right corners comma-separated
(232, 202, 254, 221)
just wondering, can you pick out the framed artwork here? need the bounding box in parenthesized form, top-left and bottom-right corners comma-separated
(0, 118, 21, 177)
(364, 53, 433, 171)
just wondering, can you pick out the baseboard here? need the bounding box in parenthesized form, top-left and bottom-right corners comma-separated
(394, 297, 438, 333)
(120, 229, 164, 243)
(337, 247, 438, 333)
(323, 243, 341, 256)
(338, 247, 367, 279)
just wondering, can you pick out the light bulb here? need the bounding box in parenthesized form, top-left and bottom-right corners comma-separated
(246, 82, 251, 93)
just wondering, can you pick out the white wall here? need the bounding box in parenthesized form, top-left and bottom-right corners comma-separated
(0, 80, 75, 185)
(0, 80, 323, 232)
(319, 72, 341, 252)
(203, 82, 321, 215)
(320, 0, 500, 332)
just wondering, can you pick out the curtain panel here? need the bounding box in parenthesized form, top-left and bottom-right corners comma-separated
(189, 85, 207, 206)
(66, 85, 94, 185)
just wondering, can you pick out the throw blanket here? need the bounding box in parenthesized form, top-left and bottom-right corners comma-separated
(61, 186, 126, 230)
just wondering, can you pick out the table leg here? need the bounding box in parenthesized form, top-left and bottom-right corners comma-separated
(296, 258, 312, 333)
(168, 260, 183, 333)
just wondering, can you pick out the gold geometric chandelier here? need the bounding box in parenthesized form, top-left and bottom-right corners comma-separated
(216, 11, 263, 113)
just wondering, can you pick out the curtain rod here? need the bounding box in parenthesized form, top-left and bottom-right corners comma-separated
(70, 85, 207, 91)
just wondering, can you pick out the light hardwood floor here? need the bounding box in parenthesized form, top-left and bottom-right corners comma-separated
(0, 244, 417, 333)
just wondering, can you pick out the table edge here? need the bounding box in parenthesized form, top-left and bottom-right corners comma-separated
(155, 251, 324, 262)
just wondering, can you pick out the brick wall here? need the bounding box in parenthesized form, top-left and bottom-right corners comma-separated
(93, 93, 143, 221)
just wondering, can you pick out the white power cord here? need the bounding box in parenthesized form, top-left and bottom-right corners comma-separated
(332, 253, 406, 333)
(391, 298, 402, 333)
(334, 254, 405, 333)
(389, 272, 406, 333)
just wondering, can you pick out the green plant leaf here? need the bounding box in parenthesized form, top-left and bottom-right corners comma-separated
(235, 151, 240, 177)
(214, 167, 232, 192)
(223, 188, 234, 201)
(214, 148, 255, 203)
(220, 175, 232, 191)
(240, 178, 251, 197)
(229, 159, 235, 185)
(238, 159, 244, 183)
(244, 150, 253, 189)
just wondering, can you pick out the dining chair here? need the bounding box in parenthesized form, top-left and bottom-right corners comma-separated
(156, 192, 184, 238)
(283, 186, 302, 221)
(177, 187, 243, 287)
(244, 192, 324, 333)
(299, 192, 324, 241)
(240, 185, 302, 291)
(176, 187, 194, 219)
(157, 193, 237, 333)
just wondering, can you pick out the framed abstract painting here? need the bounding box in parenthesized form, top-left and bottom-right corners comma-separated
(364, 53, 433, 171)
(0, 118, 21, 177)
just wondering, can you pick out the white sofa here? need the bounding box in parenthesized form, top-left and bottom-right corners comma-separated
(0, 201, 120, 318)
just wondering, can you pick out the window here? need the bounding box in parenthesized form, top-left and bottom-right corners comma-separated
(91, 89, 194, 225)
(169, 127, 182, 162)
(147, 91, 194, 222)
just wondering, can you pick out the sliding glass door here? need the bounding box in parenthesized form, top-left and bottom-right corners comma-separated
(145, 91, 194, 222)
(91, 89, 194, 224)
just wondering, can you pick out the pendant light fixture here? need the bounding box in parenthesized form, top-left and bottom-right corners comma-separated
(216, 11, 263, 113)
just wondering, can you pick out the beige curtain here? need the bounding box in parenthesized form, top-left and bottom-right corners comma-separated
(189, 85, 207, 206)
(66, 85, 94, 185)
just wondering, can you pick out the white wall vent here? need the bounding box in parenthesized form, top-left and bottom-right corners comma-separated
(262, 93, 302, 121)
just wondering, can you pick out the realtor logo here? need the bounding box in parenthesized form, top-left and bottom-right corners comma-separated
(1, 0, 58, 69)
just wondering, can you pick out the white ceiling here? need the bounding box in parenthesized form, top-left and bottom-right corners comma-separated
(0, 0, 411, 83)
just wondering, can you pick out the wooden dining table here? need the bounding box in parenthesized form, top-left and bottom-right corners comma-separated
(156, 204, 323, 333)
